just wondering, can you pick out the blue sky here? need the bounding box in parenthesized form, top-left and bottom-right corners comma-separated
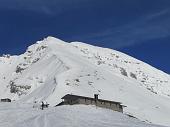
(0, 0, 170, 74)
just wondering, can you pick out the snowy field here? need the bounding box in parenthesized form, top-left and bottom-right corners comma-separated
(0, 103, 166, 127)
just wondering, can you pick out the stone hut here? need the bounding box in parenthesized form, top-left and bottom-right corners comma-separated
(57, 94, 125, 113)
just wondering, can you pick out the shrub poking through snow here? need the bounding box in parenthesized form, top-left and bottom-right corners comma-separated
(16, 65, 25, 73)
(130, 72, 137, 79)
(120, 68, 128, 77)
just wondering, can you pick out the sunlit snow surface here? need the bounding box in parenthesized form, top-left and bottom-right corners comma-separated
(0, 37, 170, 126)
(0, 103, 166, 127)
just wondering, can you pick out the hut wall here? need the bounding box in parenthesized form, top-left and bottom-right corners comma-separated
(77, 98, 123, 112)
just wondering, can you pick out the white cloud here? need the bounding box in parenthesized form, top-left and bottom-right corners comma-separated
(0, 0, 90, 15)
(79, 9, 170, 48)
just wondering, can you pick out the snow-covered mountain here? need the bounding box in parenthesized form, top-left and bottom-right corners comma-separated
(0, 37, 170, 126)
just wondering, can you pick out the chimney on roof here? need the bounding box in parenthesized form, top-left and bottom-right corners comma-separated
(94, 94, 99, 100)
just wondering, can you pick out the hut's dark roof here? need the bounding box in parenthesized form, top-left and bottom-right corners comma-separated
(0, 98, 11, 102)
(62, 94, 122, 104)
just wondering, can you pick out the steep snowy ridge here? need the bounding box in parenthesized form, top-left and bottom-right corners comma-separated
(70, 41, 170, 96)
(0, 36, 170, 126)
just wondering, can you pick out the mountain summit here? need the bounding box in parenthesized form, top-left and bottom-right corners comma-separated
(0, 37, 170, 126)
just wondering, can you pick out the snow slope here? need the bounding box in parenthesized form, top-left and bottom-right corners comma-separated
(0, 103, 166, 127)
(0, 37, 170, 126)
